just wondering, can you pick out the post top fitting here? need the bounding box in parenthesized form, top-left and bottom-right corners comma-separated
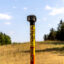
(27, 15, 36, 22)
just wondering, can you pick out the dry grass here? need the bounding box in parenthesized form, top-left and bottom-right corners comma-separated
(0, 41, 64, 64)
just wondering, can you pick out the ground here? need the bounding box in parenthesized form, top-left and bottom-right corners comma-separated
(0, 41, 64, 64)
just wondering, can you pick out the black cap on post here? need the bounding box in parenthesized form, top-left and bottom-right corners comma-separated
(27, 15, 36, 25)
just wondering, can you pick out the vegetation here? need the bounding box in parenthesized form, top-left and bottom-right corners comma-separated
(0, 32, 11, 45)
(0, 41, 64, 64)
(44, 20, 64, 41)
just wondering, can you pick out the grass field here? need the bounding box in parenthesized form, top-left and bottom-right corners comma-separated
(0, 41, 64, 64)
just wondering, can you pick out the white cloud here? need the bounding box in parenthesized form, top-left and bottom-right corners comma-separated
(48, 24, 53, 28)
(4, 22, 11, 25)
(45, 5, 52, 10)
(62, 0, 64, 2)
(13, 6, 16, 9)
(24, 7, 28, 10)
(50, 8, 64, 15)
(0, 13, 12, 20)
(45, 5, 64, 16)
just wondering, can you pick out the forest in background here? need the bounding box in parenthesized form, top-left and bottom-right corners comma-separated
(0, 32, 11, 45)
(44, 20, 64, 41)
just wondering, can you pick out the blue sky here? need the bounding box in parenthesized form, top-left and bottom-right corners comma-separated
(0, 0, 64, 42)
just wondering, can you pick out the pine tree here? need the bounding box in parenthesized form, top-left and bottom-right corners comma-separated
(0, 32, 11, 45)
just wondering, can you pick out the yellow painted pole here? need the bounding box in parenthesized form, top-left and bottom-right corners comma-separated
(27, 15, 36, 64)
(30, 25, 35, 64)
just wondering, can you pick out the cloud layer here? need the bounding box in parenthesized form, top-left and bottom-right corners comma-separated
(45, 5, 64, 16)
(24, 7, 28, 11)
(0, 13, 12, 20)
(13, 6, 16, 9)
(4, 22, 11, 25)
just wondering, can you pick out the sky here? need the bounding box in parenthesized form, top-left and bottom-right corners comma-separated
(0, 0, 64, 42)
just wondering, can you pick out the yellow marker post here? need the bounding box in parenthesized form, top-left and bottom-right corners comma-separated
(27, 15, 36, 64)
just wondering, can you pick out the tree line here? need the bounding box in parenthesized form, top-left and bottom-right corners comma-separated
(0, 32, 11, 45)
(44, 20, 64, 41)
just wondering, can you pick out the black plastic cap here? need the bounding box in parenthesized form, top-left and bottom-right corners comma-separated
(27, 15, 36, 22)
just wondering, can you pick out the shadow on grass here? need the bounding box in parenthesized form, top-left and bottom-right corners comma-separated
(22, 47, 64, 53)
(39, 41, 64, 45)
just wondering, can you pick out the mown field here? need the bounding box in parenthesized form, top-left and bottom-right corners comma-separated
(0, 41, 64, 64)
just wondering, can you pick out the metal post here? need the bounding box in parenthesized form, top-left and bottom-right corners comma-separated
(27, 15, 36, 64)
